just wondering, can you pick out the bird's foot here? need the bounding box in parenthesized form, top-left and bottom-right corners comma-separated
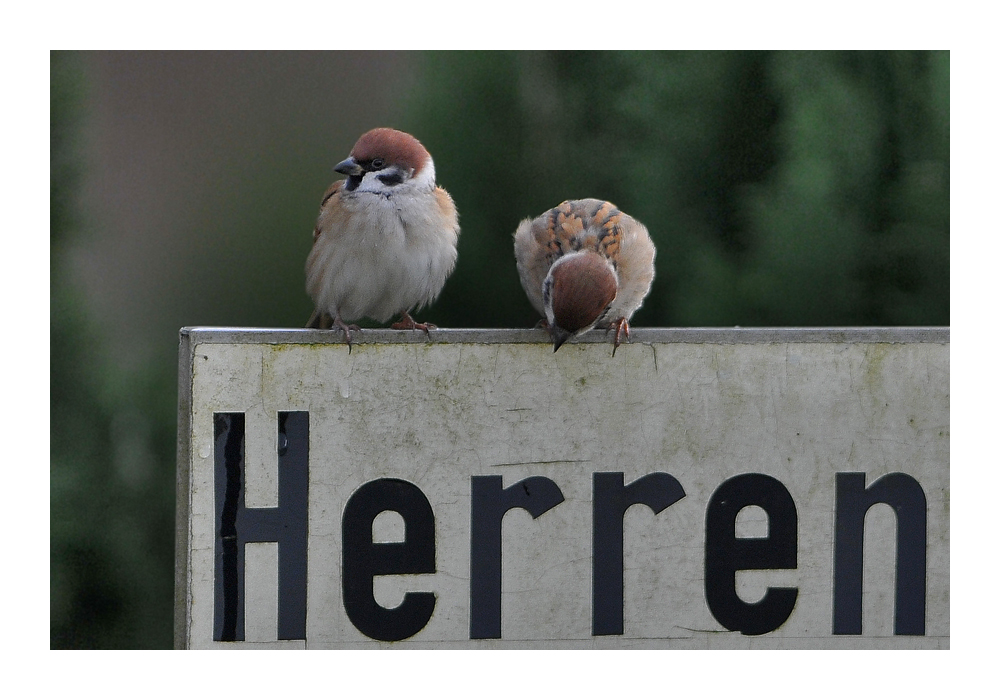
(608, 317, 630, 356)
(392, 311, 436, 336)
(307, 309, 360, 352)
(333, 315, 362, 353)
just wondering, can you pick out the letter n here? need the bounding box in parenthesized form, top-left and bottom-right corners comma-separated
(833, 472, 927, 636)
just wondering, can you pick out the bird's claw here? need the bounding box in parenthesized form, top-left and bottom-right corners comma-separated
(392, 312, 436, 336)
(609, 317, 630, 357)
(333, 316, 361, 353)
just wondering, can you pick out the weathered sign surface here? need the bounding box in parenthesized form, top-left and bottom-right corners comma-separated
(176, 328, 949, 648)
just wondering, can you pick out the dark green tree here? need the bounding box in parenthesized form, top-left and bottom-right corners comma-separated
(51, 52, 175, 649)
(404, 51, 949, 329)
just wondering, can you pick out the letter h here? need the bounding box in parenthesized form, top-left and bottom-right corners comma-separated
(213, 412, 309, 641)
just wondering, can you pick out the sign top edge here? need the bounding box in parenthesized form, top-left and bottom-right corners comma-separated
(179, 326, 950, 345)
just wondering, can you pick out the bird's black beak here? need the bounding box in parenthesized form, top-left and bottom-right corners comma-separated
(551, 327, 571, 352)
(334, 157, 365, 177)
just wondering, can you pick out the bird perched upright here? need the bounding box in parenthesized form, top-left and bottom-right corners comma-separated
(514, 199, 655, 354)
(305, 127, 459, 349)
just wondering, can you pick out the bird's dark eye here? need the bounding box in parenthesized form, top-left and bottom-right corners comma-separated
(371, 158, 385, 169)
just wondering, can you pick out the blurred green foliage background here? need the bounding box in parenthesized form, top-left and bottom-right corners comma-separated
(50, 51, 949, 648)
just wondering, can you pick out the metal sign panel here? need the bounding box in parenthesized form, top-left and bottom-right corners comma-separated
(175, 328, 949, 648)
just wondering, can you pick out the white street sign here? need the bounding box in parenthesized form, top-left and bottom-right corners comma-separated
(175, 328, 949, 648)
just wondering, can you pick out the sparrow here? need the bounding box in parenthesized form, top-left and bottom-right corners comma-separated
(513, 199, 655, 354)
(305, 127, 459, 349)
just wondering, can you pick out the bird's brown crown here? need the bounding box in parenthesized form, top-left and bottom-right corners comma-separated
(548, 252, 618, 333)
(350, 127, 431, 175)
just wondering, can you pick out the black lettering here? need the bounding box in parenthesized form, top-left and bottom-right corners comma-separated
(213, 412, 309, 641)
(833, 472, 927, 635)
(592, 472, 685, 635)
(705, 473, 798, 635)
(342, 478, 436, 642)
(469, 475, 565, 639)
